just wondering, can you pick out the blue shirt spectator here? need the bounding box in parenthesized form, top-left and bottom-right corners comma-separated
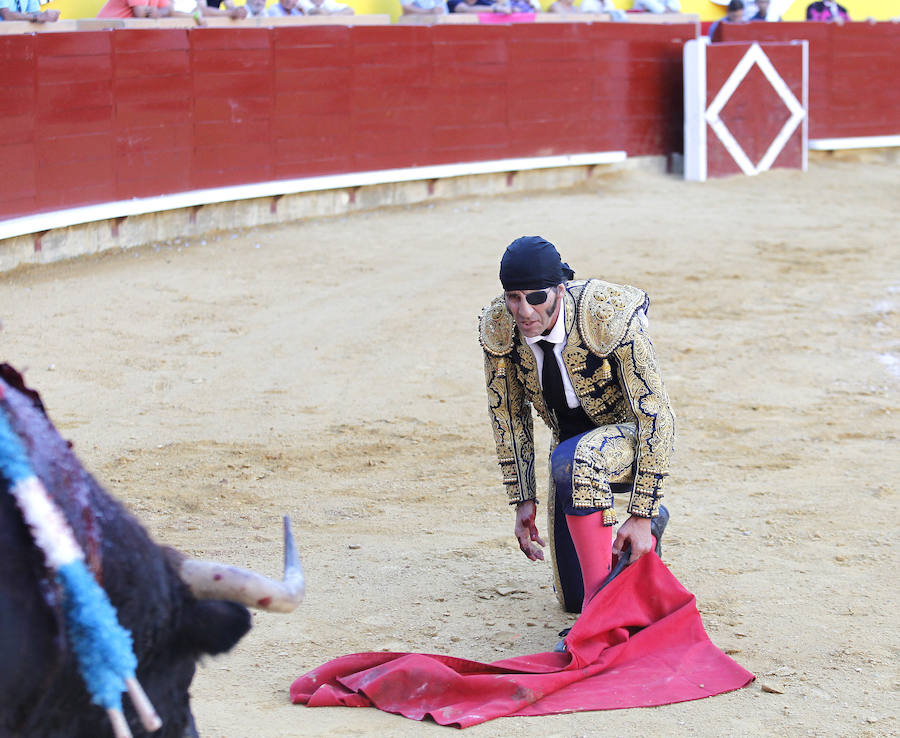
(748, 0, 776, 19)
(0, 0, 60, 21)
(448, 0, 493, 12)
(709, 0, 744, 39)
(400, 0, 448, 13)
(0, 0, 38, 13)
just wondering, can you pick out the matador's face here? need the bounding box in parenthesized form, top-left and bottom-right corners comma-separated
(503, 284, 564, 338)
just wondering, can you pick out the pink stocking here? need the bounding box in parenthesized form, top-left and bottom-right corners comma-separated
(565, 513, 613, 608)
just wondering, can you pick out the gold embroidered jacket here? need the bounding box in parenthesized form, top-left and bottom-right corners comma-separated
(478, 279, 675, 518)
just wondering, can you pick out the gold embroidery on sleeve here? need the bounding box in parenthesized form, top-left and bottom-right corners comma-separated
(480, 303, 537, 504)
(612, 317, 676, 518)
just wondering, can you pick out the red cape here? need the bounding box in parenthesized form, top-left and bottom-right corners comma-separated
(291, 554, 754, 728)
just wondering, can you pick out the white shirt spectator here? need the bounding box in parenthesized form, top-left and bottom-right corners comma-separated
(579, 0, 612, 10)
(632, 0, 680, 12)
(579, 0, 626, 17)
(579, 0, 625, 16)
(267, 0, 302, 14)
(244, 0, 267, 15)
(297, 0, 351, 12)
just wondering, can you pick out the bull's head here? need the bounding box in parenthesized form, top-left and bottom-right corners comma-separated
(169, 519, 304, 738)
(132, 517, 306, 738)
(0, 364, 305, 738)
(97, 518, 306, 738)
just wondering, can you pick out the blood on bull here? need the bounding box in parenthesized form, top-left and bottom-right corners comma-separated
(0, 364, 304, 738)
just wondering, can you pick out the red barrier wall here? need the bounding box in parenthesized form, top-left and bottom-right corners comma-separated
(0, 23, 693, 220)
(718, 22, 900, 141)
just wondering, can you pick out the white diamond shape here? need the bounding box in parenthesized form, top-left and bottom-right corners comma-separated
(705, 42, 806, 176)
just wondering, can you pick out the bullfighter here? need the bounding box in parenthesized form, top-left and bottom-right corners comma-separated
(478, 236, 676, 646)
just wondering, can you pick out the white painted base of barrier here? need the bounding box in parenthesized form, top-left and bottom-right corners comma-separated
(0, 152, 625, 243)
(0, 152, 644, 273)
(808, 135, 900, 151)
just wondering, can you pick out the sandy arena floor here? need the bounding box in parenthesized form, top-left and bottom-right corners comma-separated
(2, 156, 898, 737)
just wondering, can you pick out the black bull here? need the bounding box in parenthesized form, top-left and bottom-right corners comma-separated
(0, 365, 287, 738)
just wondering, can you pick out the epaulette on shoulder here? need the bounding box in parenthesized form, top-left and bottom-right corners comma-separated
(577, 279, 649, 357)
(478, 296, 516, 357)
(564, 280, 589, 300)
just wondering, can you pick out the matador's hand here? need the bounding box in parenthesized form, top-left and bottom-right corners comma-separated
(514, 500, 546, 561)
(613, 515, 653, 565)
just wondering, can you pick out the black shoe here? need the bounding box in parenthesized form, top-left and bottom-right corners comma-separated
(552, 626, 571, 653)
(651, 504, 670, 558)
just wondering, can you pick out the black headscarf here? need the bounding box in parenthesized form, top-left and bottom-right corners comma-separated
(499, 236, 575, 291)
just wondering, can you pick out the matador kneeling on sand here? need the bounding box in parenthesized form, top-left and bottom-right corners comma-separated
(478, 236, 676, 648)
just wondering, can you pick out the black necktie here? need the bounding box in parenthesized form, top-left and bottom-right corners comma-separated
(537, 340, 568, 415)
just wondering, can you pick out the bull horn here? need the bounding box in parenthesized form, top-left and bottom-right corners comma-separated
(178, 516, 304, 613)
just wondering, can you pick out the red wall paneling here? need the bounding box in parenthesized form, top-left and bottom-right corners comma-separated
(0, 35, 37, 218)
(113, 30, 192, 200)
(190, 28, 274, 189)
(271, 26, 351, 178)
(685, 40, 806, 180)
(33, 32, 115, 210)
(705, 44, 804, 178)
(718, 21, 900, 140)
(349, 26, 434, 171)
(3, 22, 693, 222)
(0, 142, 38, 220)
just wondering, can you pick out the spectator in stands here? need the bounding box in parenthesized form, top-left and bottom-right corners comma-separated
(172, 0, 247, 21)
(267, 0, 302, 13)
(632, 0, 680, 13)
(506, 0, 539, 10)
(400, 0, 448, 15)
(806, 0, 848, 21)
(450, 0, 537, 10)
(577, 0, 626, 20)
(0, 0, 59, 21)
(299, 0, 354, 13)
(448, 0, 505, 13)
(97, 0, 171, 17)
(205, 0, 259, 15)
(708, 0, 743, 38)
(243, 0, 267, 14)
(747, 0, 774, 19)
